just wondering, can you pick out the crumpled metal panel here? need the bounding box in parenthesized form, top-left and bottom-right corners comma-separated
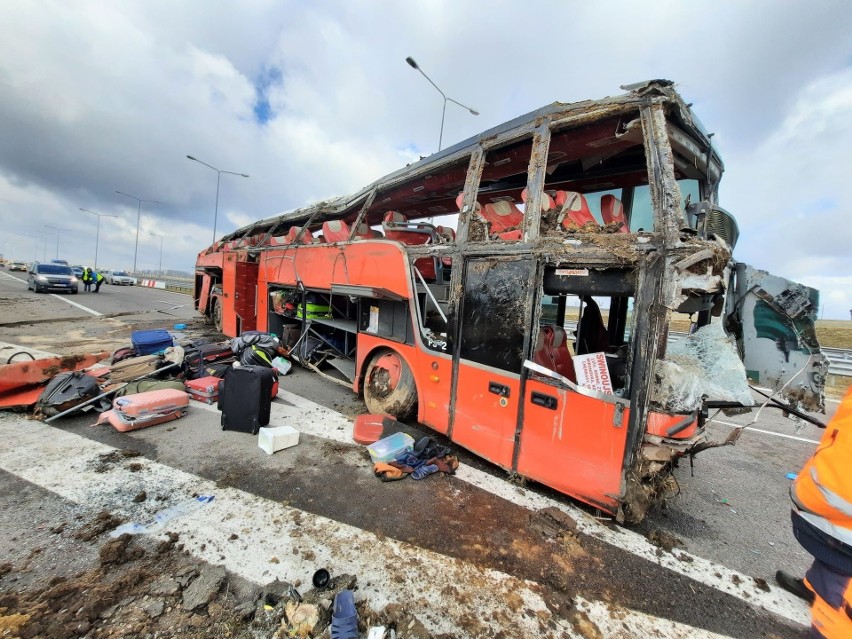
(727, 264, 827, 412)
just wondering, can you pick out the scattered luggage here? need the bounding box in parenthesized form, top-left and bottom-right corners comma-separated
(110, 346, 138, 365)
(231, 332, 282, 368)
(200, 362, 233, 378)
(183, 342, 235, 379)
(219, 365, 275, 434)
(185, 376, 222, 404)
(35, 371, 101, 417)
(109, 355, 163, 383)
(131, 329, 175, 355)
(115, 379, 186, 397)
(99, 388, 189, 432)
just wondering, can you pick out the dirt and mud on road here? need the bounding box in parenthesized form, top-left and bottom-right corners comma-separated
(0, 283, 838, 637)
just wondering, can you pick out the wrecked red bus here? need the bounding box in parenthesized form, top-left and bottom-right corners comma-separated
(195, 80, 826, 522)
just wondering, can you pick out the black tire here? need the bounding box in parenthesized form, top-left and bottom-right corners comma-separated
(363, 349, 417, 420)
(35, 285, 43, 294)
(72, 288, 78, 294)
(211, 298, 223, 333)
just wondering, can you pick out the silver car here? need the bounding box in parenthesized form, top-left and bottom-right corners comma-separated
(27, 263, 79, 294)
(107, 270, 135, 285)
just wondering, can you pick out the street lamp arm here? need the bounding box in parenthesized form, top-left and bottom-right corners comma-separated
(446, 97, 479, 115)
(413, 66, 446, 100)
(186, 155, 220, 172)
(220, 170, 250, 178)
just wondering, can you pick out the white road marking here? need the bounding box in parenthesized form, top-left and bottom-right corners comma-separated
(0, 415, 729, 639)
(195, 392, 810, 627)
(48, 293, 102, 316)
(710, 419, 820, 445)
(0, 270, 102, 316)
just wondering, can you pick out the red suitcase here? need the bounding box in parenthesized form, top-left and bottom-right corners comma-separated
(104, 389, 189, 432)
(185, 376, 221, 404)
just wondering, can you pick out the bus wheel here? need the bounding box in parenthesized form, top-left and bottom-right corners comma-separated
(363, 350, 417, 420)
(211, 298, 223, 333)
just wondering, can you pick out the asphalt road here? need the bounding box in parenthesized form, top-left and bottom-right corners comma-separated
(0, 269, 197, 323)
(0, 271, 839, 636)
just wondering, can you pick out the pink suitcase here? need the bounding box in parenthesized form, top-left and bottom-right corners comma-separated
(185, 376, 220, 404)
(185, 376, 278, 403)
(100, 389, 189, 432)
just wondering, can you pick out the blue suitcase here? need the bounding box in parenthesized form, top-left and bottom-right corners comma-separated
(131, 329, 174, 355)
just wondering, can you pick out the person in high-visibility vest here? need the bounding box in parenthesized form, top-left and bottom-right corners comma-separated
(779, 389, 852, 638)
(81, 268, 93, 292)
(92, 270, 105, 293)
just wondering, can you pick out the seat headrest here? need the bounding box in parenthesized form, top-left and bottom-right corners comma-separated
(384, 211, 406, 224)
(521, 188, 556, 211)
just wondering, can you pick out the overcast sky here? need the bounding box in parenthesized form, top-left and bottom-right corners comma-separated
(1, 1, 851, 318)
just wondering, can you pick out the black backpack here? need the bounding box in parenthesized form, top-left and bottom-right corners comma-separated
(36, 371, 102, 417)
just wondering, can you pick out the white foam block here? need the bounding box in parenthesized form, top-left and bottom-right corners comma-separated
(258, 425, 300, 455)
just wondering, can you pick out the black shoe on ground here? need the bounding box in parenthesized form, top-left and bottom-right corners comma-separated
(775, 570, 814, 603)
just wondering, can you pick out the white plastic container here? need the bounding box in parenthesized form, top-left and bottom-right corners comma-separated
(258, 425, 300, 455)
(367, 432, 415, 463)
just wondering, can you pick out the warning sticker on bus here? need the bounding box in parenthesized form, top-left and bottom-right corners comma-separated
(554, 268, 589, 277)
(573, 352, 614, 394)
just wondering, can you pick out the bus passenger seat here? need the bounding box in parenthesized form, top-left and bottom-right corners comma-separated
(520, 188, 557, 212)
(436, 226, 455, 243)
(600, 195, 629, 233)
(322, 220, 351, 242)
(554, 191, 598, 229)
(354, 223, 381, 239)
(481, 201, 523, 234)
(533, 325, 577, 383)
(286, 226, 315, 244)
(382, 211, 432, 245)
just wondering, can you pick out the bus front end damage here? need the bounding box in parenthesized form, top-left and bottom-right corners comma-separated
(618, 238, 827, 523)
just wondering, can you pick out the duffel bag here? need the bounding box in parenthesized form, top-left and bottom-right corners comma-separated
(183, 343, 235, 379)
(115, 379, 187, 397)
(109, 355, 163, 382)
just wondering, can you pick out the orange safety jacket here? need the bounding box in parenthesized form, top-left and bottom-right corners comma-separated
(792, 388, 852, 549)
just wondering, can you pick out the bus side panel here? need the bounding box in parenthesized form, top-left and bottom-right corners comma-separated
(197, 273, 211, 314)
(412, 350, 452, 435)
(516, 379, 627, 512)
(451, 363, 520, 469)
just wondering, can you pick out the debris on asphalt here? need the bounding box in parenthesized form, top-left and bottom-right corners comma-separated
(645, 529, 683, 553)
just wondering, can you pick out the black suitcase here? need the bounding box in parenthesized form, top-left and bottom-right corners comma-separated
(218, 365, 274, 434)
(184, 343, 235, 379)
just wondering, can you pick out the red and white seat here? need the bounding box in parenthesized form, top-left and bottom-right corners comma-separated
(533, 325, 577, 382)
(554, 191, 598, 228)
(285, 226, 316, 244)
(600, 195, 629, 233)
(321, 220, 351, 242)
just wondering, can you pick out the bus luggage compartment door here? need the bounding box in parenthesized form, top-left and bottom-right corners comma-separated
(451, 259, 535, 469)
(234, 261, 259, 333)
(517, 379, 629, 512)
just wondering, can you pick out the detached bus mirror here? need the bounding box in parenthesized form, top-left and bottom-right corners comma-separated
(685, 201, 739, 249)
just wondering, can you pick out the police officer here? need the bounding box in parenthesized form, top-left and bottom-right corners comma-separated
(779, 389, 852, 638)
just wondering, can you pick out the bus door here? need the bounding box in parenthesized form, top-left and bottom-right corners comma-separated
(450, 258, 536, 468)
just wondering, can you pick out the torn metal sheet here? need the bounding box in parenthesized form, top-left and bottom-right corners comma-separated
(726, 264, 827, 412)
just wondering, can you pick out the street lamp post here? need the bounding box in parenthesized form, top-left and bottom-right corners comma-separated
(405, 56, 479, 152)
(186, 155, 249, 244)
(44, 225, 68, 260)
(79, 208, 118, 269)
(115, 191, 162, 275)
(149, 232, 164, 276)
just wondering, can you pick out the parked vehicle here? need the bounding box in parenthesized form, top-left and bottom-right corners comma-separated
(71, 266, 84, 278)
(51, 259, 69, 266)
(194, 80, 827, 523)
(9, 261, 28, 272)
(106, 270, 135, 285)
(27, 263, 79, 294)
